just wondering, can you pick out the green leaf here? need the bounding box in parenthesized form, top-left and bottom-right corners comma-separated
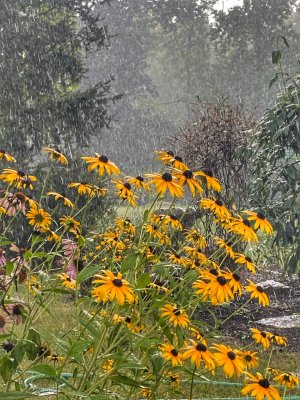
(26, 328, 41, 360)
(68, 339, 90, 357)
(272, 50, 281, 64)
(120, 253, 139, 273)
(112, 374, 142, 388)
(5, 260, 14, 276)
(0, 238, 12, 246)
(79, 318, 100, 339)
(77, 265, 100, 284)
(11, 342, 26, 367)
(269, 73, 279, 88)
(136, 273, 151, 289)
(280, 35, 289, 48)
(28, 364, 57, 377)
(0, 355, 13, 382)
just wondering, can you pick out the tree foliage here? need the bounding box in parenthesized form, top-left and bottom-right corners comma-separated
(0, 0, 116, 164)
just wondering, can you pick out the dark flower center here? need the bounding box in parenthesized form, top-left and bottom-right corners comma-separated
(183, 170, 193, 179)
(12, 305, 22, 315)
(125, 317, 132, 323)
(15, 192, 26, 203)
(167, 151, 175, 157)
(171, 348, 179, 357)
(258, 379, 270, 389)
(17, 171, 25, 177)
(257, 213, 265, 220)
(245, 256, 252, 262)
(210, 268, 219, 276)
(80, 182, 88, 185)
(136, 176, 144, 182)
(243, 218, 251, 227)
(170, 374, 178, 382)
(245, 354, 252, 362)
(215, 199, 223, 206)
(173, 308, 181, 316)
(227, 351, 236, 360)
(194, 260, 200, 267)
(256, 286, 264, 293)
(2, 341, 14, 352)
(174, 253, 181, 259)
(162, 173, 172, 182)
(196, 343, 207, 352)
(203, 169, 213, 177)
(261, 331, 267, 338)
(217, 276, 227, 286)
(99, 155, 108, 163)
(232, 273, 240, 282)
(112, 278, 123, 287)
(0, 149, 5, 153)
(283, 374, 291, 382)
(174, 156, 183, 162)
(124, 183, 131, 190)
(169, 214, 178, 220)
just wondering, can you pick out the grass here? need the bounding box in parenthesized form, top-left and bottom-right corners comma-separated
(1, 295, 299, 399)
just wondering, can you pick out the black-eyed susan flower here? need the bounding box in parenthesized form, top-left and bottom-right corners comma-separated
(171, 155, 189, 171)
(194, 271, 234, 305)
(197, 170, 222, 192)
(0, 150, 16, 162)
(159, 343, 184, 366)
(27, 275, 42, 295)
(90, 184, 107, 197)
(230, 217, 258, 242)
(246, 281, 270, 307)
(183, 339, 215, 371)
(174, 169, 203, 195)
(215, 237, 235, 259)
(81, 153, 120, 176)
(212, 344, 245, 378)
(26, 204, 52, 230)
(162, 214, 183, 230)
(146, 172, 184, 198)
(243, 211, 273, 235)
(112, 179, 137, 207)
(168, 372, 180, 387)
(189, 327, 207, 345)
(200, 198, 231, 219)
(241, 373, 281, 400)
(239, 350, 259, 369)
(43, 147, 68, 164)
(160, 304, 190, 328)
(57, 273, 77, 290)
(47, 354, 64, 363)
(125, 175, 149, 190)
(47, 192, 74, 208)
(269, 333, 287, 347)
(184, 246, 208, 264)
(0, 169, 37, 189)
(68, 182, 94, 196)
(235, 253, 256, 273)
(274, 372, 299, 389)
(59, 216, 81, 235)
(115, 218, 136, 236)
(102, 359, 114, 373)
(154, 150, 175, 164)
(223, 270, 243, 296)
(91, 270, 134, 305)
(250, 328, 270, 349)
(168, 252, 189, 267)
(185, 228, 207, 248)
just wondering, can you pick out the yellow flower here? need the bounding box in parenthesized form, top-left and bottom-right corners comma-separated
(159, 343, 184, 366)
(112, 179, 137, 206)
(146, 172, 184, 197)
(243, 211, 273, 234)
(102, 359, 114, 373)
(215, 237, 235, 259)
(43, 147, 68, 164)
(47, 192, 74, 208)
(125, 175, 149, 190)
(0, 150, 16, 162)
(160, 304, 190, 328)
(81, 153, 120, 176)
(241, 372, 281, 400)
(212, 344, 245, 378)
(197, 170, 222, 192)
(154, 150, 175, 164)
(185, 229, 207, 248)
(245, 281, 270, 307)
(269, 333, 287, 347)
(168, 252, 189, 267)
(223, 270, 243, 296)
(174, 169, 203, 195)
(27, 275, 42, 295)
(68, 182, 94, 196)
(46, 354, 64, 362)
(57, 273, 77, 290)
(0, 169, 37, 189)
(239, 350, 259, 369)
(91, 270, 134, 305)
(250, 328, 270, 349)
(26, 204, 52, 230)
(171, 155, 189, 171)
(59, 216, 81, 235)
(235, 253, 256, 273)
(200, 198, 231, 219)
(162, 214, 183, 230)
(274, 372, 299, 389)
(193, 271, 234, 305)
(230, 217, 258, 242)
(183, 339, 215, 371)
